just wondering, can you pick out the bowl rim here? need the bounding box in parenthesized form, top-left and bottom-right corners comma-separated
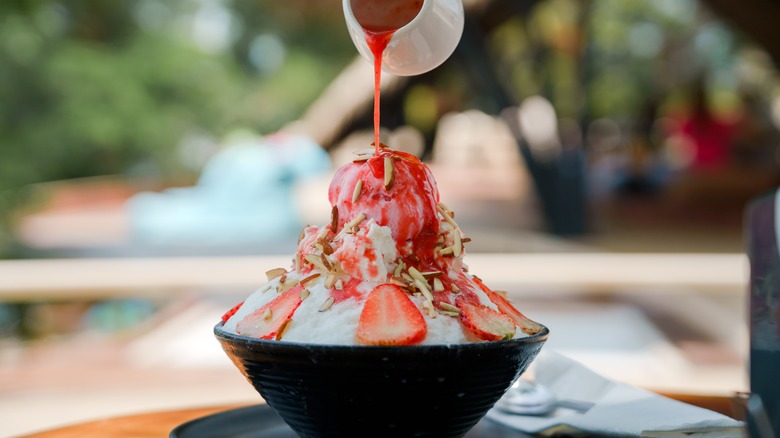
(214, 321, 549, 351)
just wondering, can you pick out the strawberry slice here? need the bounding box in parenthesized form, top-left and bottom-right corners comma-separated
(236, 286, 304, 340)
(221, 300, 244, 323)
(456, 296, 516, 341)
(473, 277, 543, 335)
(357, 284, 427, 346)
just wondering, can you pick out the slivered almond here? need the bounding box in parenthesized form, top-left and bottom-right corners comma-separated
(316, 225, 331, 242)
(407, 267, 427, 283)
(304, 254, 329, 272)
(336, 213, 366, 239)
(389, 277, 413, 290)
(414, 279, 433, 301)
(437, 310, 460, 317)
(320, 254, 332, 271)
(439, 247, 454, 256)
(321, 242, 334, 255)
(352, 180, 363, 203)
(421, 271, 443, 278)
(453, 230, 462, 257)
(383, 156, 394, 190)
(433, 277, 444, 292)
(299, 288, 310, 300)
(294, 256, 301, 274)
(401, 273, 413, 282)
(319, 297, 335, 312)
(330, 206, 339, 232)
(437, 204, 458, 228)
(439, 302, 460, 313)
(393, 275, 414, 287)
(451, 283, 460, 292)
(300, 273, 321, 286)
(351, 213, 367, 227)
(265, 268, 287, 281)
(495, 290, 508, 297)
(297, 230, 305, 244)
(263, 308, 273, 320)
(324, 273, 337, 289)
(422, 299, 436, 318)
(330, 260, 344, 275)
(334, 279, 344, 290)
(393, 263, 403, 278)
(277, 278, 298, 293)
(462, 237, 472, 243)
(260, 284, 273, 293)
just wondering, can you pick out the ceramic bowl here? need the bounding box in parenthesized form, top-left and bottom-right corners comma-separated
(215, 323, 548, 437)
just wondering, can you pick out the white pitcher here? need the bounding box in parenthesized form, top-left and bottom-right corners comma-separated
(343, 0, 465, 76)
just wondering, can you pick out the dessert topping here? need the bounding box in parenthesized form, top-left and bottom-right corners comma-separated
(456, 296, 516, 342)
(357, 284, 427, 345)
(474, 277, 544, 335)
(319, 296, 335, 312)
(265, 268, 287, 281)
(221, 301, 244, 323)
(236, 286, 305, 340)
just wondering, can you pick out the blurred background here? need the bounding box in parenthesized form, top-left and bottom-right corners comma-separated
(2, 0, 779, 435)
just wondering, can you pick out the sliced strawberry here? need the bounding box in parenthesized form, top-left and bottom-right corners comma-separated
(473, 277, 543, 335)
(221, 300, 244, 323)
(357, 284, 427, 346)
(236, 286, 304, 340)
(456, 296, 516, 342)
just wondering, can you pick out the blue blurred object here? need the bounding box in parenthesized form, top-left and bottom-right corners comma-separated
(84, 299, 157, 333)
(126, 132, 331, 247)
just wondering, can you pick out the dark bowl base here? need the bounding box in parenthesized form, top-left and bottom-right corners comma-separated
(216, 325, 548, 438)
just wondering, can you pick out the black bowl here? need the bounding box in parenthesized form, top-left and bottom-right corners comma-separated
(215, 323, 548, 438)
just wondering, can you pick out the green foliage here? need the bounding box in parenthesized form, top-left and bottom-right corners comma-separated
(0, 0, 355, 255)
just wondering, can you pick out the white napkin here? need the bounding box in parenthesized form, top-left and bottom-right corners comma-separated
(486, 350, 745, 437)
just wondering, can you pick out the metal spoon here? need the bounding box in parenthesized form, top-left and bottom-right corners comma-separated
(495, 379, 595, 416)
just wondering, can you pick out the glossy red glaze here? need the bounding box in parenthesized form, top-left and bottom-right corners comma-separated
(328, 149, 440, 245)
(330, 277, 364, 304)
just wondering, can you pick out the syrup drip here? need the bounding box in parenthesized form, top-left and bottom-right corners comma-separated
(365, 30, 394, 155)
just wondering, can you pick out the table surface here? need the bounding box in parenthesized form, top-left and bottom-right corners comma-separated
(20, 393, 746, 438)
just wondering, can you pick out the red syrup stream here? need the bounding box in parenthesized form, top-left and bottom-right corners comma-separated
(365, 29, 394, 155)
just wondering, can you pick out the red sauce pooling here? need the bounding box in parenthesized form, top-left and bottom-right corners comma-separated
(330, 277, 363, 303)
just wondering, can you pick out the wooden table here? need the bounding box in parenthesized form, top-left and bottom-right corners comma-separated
(21, 404, 252, 438)
(20, 393, 746, 438)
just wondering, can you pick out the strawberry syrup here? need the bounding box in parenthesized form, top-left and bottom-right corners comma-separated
(366, 30, 394, 154)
